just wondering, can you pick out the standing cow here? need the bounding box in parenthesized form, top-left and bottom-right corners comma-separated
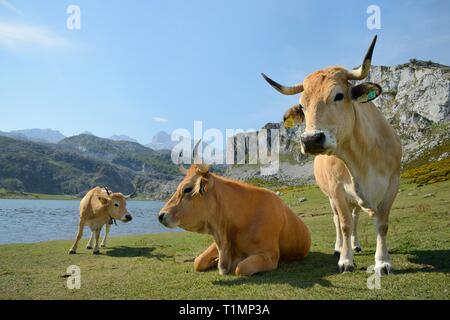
(68, 186, 136, 255)
(262, 36, 402, 275)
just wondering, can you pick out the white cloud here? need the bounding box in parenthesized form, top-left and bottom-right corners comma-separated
(153, 117, 168, 123)
(0, 0, 21, 15)
(0, 23, 70, 50)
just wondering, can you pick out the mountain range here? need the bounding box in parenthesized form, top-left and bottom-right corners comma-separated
(0, 134, 182, 199)
(1, 59, 449, 197)
(0, 129, 143, 145)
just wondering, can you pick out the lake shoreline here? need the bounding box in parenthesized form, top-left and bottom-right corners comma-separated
(0, 198, 168, 244)
(0, 190, 166, 201)
(0, 230, 183, 246)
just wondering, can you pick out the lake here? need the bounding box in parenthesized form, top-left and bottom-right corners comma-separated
(0, 199, 180, 244)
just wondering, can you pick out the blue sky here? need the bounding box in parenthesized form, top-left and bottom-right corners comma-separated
(0, 0, 449, 144)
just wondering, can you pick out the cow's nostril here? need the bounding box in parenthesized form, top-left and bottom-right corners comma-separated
(158, 213, 165, 223)
(125, 215, 132, 221)
(314, 133, 325, 145)
(301, 133, 325, 145)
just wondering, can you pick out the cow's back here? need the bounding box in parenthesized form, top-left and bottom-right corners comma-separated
(279, 203, 311, 260)
(79, 187, 103, 220)
(215, 178, 311, 261)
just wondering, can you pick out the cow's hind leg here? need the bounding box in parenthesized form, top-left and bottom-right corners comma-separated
(235, 251, 280, 276)
(374, 214, 392, 275)
(69, 221, 85, 254)
(351, 207, 362, 253)
(373, 176, 398, 276)
(194, 242, 219, 272)
(101, 223, 110, 248)
(86, 232, 94, 249)
(92, 228, 101, 255)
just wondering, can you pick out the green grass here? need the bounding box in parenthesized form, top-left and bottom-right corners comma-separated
(0, 189, 156, 201)
(401, 140, 450, 185)
(0, 180, 449, 299)
(0, 189, 78, 200)
(402, 158, 450, 185)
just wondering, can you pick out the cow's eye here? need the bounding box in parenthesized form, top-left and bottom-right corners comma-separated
(183, 187, 193, 194)
(114, 203, 119, 207)
(334, 93, 344, 101)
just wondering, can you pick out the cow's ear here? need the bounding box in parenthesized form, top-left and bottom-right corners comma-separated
(194, 176, 210, 195)
(351, 82, 382, 103)
(283, 104, 304, 128)
(98, 196, 110, 205)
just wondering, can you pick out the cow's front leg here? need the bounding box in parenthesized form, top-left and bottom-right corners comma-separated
(68, 221, 84, 254)
(86, 232, 94, 249)
(330, 192, 354, 273)
(374, 214, 392, 275)
(218, 245, 233, 275)
(92, 228, 101, 255)
(235, 251, 279, 276)
(100, 224, 110, 248)
(351, 207, 362, 253)
(330, 200, 342, 258)
(194, 242, 219, 272)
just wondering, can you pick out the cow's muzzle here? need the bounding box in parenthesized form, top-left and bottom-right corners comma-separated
(158, 212, 169, 227)
(158, 211, 178, 228)
(122, 214, 132, 222)
(301, 132, 326, 155)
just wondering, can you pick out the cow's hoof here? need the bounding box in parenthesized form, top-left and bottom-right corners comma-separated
(337, 263, 355, 273)
(354, 247, 362, 253)
(93, 250, 100, 255)
(100, 244, 106, 248)
(68, 249, 76, 254)
(375, 262, 393, 276)
(333, 251, 340, 259)
(86, 246, 93, 250)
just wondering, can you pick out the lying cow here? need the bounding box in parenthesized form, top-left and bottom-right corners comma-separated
(262, 35, 402, 275)
(68, 186, 136, 255)
(158, 143, 311, 276)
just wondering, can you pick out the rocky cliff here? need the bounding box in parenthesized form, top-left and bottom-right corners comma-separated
(226, 60, 450, 183)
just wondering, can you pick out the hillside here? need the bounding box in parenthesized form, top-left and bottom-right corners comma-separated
(226, 60, 450, 183)
(0, 135, 182, 199)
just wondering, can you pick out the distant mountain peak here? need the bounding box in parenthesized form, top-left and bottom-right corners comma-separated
(109, 134, 138, 143)
(147, 131, 177, 150)
(7, 128, 65, 144)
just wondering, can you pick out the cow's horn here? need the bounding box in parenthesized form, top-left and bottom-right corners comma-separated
(261, 73, 304, 95)
(101, 186, 111, 195)
(192, 139, 209, 173)
(192, 139, 201, 163)
(177, 150, 188, 175)
(347, 35, 377, 80)
(125, 184, 138, 199)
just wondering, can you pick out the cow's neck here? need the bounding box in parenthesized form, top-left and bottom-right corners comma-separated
(205, 176, 237, 251)
(335, 106, 378, 213)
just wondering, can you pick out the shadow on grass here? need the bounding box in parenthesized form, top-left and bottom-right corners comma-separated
(212, 251, 336, 289)
(395, 249, 450, 274)
(106, 246, 173, 260)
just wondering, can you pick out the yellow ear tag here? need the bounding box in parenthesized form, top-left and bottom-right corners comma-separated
(284, 116, 295, 128)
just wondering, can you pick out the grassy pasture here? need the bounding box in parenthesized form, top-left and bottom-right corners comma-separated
(0, 180, 449, 299)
